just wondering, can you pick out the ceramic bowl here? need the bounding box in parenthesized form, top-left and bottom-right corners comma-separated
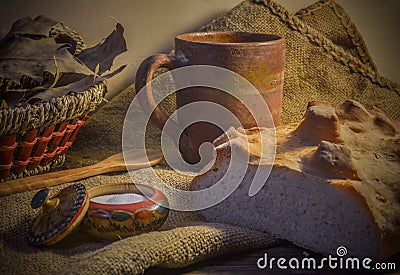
(82, 183, 169, 241)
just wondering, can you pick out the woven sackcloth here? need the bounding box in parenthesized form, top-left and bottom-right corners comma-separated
(1, 0, 399, 274)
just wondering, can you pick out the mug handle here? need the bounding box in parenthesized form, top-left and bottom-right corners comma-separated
(135, 54, 193, 152)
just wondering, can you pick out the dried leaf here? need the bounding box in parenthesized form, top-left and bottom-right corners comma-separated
(29, 64, 126, 102)
(77, 23, 127, 74)
(50, 72, 87, 87)
(0, 16, 126, 108)
(15, 56, 63, 93)
(0, 37, 61, 59)
(3, 15, 59, 40)
(0, 37, 93, 83)
(101, 64, 126, 79)
(29, 75, 97, 102)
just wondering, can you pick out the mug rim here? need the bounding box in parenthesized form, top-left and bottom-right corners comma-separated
(175, 31, 284, 46)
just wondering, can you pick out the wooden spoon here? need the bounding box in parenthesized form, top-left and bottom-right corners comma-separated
(0, 149, 163, 196)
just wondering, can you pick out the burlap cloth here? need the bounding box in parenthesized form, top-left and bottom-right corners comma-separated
(1, 0, 399, 274)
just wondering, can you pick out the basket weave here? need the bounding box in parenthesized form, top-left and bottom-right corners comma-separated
(0, 24, 107, 180)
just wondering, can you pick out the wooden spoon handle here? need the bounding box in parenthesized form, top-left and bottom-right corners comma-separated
(0, 151, 163, 196)
(0, 163, 117, 196)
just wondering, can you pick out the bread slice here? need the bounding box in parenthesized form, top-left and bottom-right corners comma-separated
(190, 100, 400, 260)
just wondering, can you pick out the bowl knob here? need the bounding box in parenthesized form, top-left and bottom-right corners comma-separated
(31, 188, 60, 210)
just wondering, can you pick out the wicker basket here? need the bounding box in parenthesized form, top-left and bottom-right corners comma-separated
(0, 23, 107, 180)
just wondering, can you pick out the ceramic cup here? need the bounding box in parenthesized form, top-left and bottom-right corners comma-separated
(83, 183, 169, 241)
(136, 32, 285, 164)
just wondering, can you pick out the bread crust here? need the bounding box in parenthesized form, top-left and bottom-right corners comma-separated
(191, 100, 400, 259)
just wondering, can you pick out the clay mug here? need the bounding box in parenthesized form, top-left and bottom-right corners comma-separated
(135, 32, 285, 164)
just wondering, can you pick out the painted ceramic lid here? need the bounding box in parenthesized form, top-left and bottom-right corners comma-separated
(28, 183, 89, 246)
